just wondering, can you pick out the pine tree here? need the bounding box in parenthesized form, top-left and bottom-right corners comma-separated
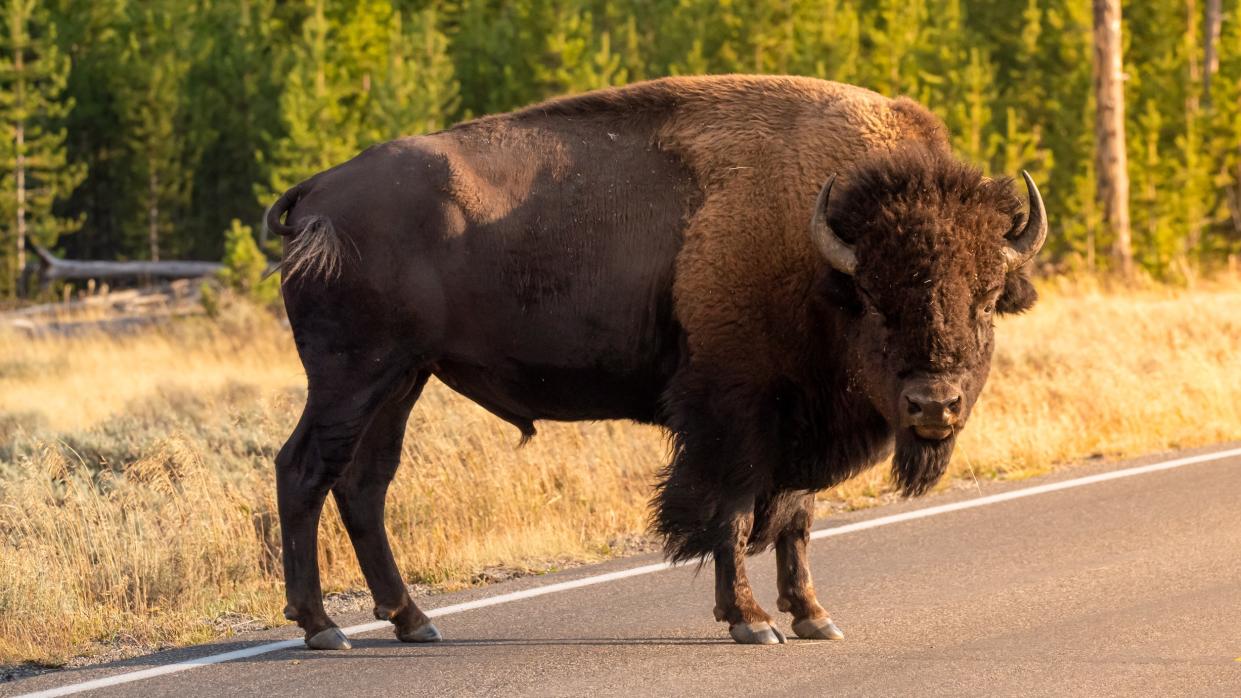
(995, 0, 1053, 183)
(448, 0, 527, 116)
(1033, 0, 1095, 261)
(120, 0, 189, 261)
(1058, 94, 1104, 268)
(259, 0, 362, 205)
(948, 47, 996, 166)
(366, 6, 461, 141)
(532, 5, 620, 94)
(863, 0, 929, 96)
(218, 218, 279, 307)
(790, 0, 860, 83)
(665, 0, 746, 75)
(1207, 0, 1241, 257)
(741, 1, 798, 74)
(1178, 0, 1210, 264)
(6, 0, 1241, 275)
(0, 0, 84, 294)
(338, 1, 461, 143)
(1125, 0, 1215, 274)
(180, 0, 284, 258)
(915, 0, 967, 121)
(1131, 100, 1175, 274)
(618, 14, 645, 82)
(45, 0, 132, 261)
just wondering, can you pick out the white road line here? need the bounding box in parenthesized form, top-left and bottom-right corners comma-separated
(810, 446, 1241, 541)
(16, 445, 1241, 698)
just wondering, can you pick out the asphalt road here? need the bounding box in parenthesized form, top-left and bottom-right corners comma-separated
(7, 445, 1241, 697)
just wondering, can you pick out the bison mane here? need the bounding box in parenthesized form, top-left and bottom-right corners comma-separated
(828, 146, 1038, 317)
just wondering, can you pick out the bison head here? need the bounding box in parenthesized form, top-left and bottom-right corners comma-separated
(810, 147, 1045, 496)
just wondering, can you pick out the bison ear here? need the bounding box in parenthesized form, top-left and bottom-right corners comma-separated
(996, 262, 1038, 315)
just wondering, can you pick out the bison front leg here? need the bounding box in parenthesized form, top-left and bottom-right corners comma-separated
(714, 503, 786, 645)
(775, 494, 844, 640)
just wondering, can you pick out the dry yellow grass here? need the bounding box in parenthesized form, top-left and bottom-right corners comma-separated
(1, 278, 1239, 666)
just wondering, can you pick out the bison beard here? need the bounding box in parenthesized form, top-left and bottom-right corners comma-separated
(654, 429, 958, 562)
(892, 430, 957, 496)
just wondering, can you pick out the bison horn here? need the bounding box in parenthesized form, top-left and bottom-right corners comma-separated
(1002, 171, 1048, 270)
(810, 175, 857, 275)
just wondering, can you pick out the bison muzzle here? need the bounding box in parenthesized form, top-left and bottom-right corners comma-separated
(265, 75, 1046, 649)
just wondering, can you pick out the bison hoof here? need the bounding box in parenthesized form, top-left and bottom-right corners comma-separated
(792, 617, 844, 641)
(729, 621, 786, 645)
(306, 627, 352, 651)
(396, 621, 442, 643)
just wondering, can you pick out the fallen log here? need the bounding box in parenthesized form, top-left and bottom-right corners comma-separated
(30, 245, 223, 285)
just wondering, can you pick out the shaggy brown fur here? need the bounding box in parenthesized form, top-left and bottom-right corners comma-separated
(652, 142, 1036, 560)
(263, 75, 1042, 647)
(655, 76, 952, 381)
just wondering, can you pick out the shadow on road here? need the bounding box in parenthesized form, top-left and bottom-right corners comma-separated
(243, 636, 733, 659)
(396, 637, 728, 648)
(5, 634, 733, 687)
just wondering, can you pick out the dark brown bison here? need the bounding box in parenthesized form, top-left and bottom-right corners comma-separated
(265, 75, 1045, 650)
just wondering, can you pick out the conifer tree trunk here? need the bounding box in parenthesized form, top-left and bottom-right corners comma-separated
(2, 0, 84, 295)
(1092, 0, 1133, 277)
(1185, 0, 1204, 258)
(15, 123, 25, 274)
(14, 44, 25, 275)
(1203, 0, 1221, 105)
(148, 165, 160, 261)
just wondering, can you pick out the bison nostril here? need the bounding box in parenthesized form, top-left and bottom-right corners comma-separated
(906, 397, 922, 415)
(945, 396, 962, 414)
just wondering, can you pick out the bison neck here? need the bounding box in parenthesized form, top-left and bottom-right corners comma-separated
(771, 314, 895, 492)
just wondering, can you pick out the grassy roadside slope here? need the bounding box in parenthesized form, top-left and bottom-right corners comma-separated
(1, 278, 1238, 665)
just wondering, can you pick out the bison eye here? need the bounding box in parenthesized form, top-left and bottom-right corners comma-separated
(972, 289, 1002, 325)
(976, 286, 1002, 321)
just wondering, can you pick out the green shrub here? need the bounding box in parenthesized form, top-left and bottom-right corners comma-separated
(214, 219, 281, 310)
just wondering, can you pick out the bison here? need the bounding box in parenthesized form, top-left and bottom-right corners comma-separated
(265, 75, 1046, 650)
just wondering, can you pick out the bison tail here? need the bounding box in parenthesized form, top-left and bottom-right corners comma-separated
(264, 181, 307, 238)
(281, 215, 355, 283)
(265, 181, 357, 283)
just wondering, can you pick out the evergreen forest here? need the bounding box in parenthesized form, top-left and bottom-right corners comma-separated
(2, 0, 1238, 295)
